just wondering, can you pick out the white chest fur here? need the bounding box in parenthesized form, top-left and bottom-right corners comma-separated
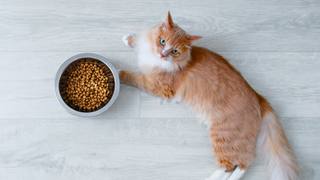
(136, 34, 177, 72)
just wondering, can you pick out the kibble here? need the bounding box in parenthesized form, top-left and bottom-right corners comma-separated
(65, 63, 110, 110)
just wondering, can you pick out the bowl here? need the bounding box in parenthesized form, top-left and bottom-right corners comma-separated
(54, 53, 120, 117)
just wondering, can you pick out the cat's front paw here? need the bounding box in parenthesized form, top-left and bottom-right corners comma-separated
(122, 34, 136, 47)
(118, 69, 125, 82)
(118, 69, 129, 83)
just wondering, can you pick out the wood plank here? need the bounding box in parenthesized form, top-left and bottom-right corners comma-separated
(1, 52, 319, 118)
(0, 52, 140, 119)
(0, 118, 318, 180)
(224, 52, 320, 117)
(0, 0, 319, 52)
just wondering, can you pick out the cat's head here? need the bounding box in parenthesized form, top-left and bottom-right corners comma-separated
(148, 12, 201, 71)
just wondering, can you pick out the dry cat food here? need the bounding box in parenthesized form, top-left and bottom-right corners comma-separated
(65, 63, 110, 110)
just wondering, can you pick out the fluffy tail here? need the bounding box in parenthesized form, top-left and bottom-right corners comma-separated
(257, 95, 299, 180)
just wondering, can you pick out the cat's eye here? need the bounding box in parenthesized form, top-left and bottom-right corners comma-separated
(172, 49, 179, 54)
(160, 38, 166, 46)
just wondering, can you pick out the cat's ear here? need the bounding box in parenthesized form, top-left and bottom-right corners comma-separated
(162, 11, 174, 29)
(188, 35, 202, 43)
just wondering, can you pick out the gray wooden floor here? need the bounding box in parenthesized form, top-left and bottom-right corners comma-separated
(1, 0, 320, 179)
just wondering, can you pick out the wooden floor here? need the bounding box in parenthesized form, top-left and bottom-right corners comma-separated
(1, 0, 320, 179)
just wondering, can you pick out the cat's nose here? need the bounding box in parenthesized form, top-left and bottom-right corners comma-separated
(160, 54, 165, 58)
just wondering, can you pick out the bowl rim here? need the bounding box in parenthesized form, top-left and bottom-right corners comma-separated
(54, 53, 120, 117)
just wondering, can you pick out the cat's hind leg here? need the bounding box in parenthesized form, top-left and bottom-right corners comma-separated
(205, 116, 257, 180)
(122, 34, 136, 47)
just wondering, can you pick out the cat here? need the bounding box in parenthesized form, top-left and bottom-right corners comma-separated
(118, 12, 298, 180)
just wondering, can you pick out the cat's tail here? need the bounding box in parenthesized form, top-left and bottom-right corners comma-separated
(257, 95, 299, 180)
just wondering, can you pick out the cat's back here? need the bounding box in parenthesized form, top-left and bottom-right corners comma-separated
(177, 46, 258, 112)
(185, 46, 243, 82)
(189, 46, 240, 73)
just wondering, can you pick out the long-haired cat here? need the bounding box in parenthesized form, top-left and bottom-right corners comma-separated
(119, 12, 298, 180)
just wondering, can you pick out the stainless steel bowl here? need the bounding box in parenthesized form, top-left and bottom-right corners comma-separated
(54, 53, 120, 117)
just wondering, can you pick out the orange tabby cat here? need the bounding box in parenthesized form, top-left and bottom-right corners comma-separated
(119, 12, 298, 180)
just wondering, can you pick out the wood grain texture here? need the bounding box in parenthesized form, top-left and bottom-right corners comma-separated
(0, 118, 318, 180)
(0, 52, 140, 119)
(0, 0, 319, 179)
(1, 52, 319, 118)
(0, 0, 320, 52)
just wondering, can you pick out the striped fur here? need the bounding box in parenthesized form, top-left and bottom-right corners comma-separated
(120, 11, 299, 180)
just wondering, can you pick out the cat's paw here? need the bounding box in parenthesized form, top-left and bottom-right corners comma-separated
(205, 167, 246, 180)
(205, 168, 231, 180)
(117, 69, 125, 82)
(225, 167, 246, 180)
(122, 34, 136, 47)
